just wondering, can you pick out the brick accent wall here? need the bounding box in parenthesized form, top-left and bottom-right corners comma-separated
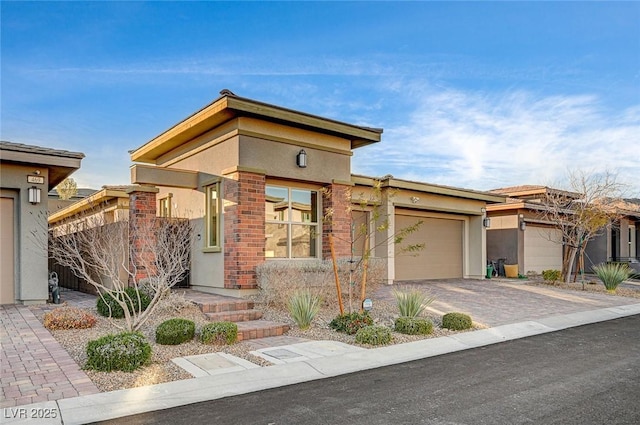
(322, 183, 352, 259)
(128, 188, 158, 284)
(223, 171, 265, 289)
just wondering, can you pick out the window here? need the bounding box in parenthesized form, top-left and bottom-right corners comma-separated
(159, 194, 172, 218)
(265, 185, 319, 258)
(206, 183, 221, 249)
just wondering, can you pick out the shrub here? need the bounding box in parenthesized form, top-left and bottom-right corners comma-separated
(329, 311, 374, 335)
(96, 287, 151, 319)
(355, 325, 393, 345)
(541, 269, 562, 283)
(86, 332, 151, 372)
(200, 322, 238, 345)
(155, 318, 195, 345)
(288, 290, 321, 330)
(592, 262, 632, 293)
(394, 317, 433, 335)
(43, 306, 97, 330)
(442, 312, 473, 331)
(392, 287, 435, 318)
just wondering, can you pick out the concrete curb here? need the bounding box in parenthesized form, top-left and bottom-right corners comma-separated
(5, 303, 640, 424)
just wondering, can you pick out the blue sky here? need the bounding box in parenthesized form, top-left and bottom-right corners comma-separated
(2, 1, 639, 194)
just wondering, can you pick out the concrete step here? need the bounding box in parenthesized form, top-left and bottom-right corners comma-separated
(205, 309, 263, 322)
(235, 320, 291, 342)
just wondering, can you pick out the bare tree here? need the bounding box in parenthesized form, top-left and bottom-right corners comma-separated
(48, 209, 192, 331)
(539, 170, 625, 283)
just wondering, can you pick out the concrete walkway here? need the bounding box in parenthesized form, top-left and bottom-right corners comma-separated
(1, 280, 639, 424)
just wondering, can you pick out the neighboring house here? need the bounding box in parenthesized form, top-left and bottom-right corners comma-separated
(584, 200, 640, 273)
(128, 90, 505, 296)
(486, 185, 572, 276)
(0, 141, 84, 304)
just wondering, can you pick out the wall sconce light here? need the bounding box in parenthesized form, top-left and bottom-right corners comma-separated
(483, 217, 491, 228)
(410, 196, 420, 204)
(519, 220, 527, 231)
(296, 149, 307, 168)
(28, 186, 41, 205)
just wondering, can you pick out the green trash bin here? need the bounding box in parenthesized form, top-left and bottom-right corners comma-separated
(486, 265, 494, 279)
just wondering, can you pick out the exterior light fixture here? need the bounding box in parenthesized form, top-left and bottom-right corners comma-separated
(483, 217, 491, 228)
(28, 186, 41, 205)
(519, 220, 527, 231)
(296, 149, 307, 168)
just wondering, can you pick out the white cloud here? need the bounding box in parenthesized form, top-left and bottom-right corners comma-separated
(353, 87, 640, 194)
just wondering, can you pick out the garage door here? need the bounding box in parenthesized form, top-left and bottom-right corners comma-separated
(1, 196, 15, 304)
(524, 226, 563, 273)
(395, 214, 463, 280)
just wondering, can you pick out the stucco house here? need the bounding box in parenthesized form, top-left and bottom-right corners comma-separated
(128, 90, 505, 296)
(0, 141, 84, 304)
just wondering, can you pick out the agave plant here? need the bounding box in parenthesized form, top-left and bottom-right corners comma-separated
(592, 262, 631, 293)
(287, 290, 321, 330)
(392, 287, 435, 318)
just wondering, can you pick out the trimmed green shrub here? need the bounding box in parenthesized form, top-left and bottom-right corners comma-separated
(355, 325, 393, 346)
(541, 269, 562, 283)
(155, 318, 195, 345)
(288, 290, 321, 330)
(86, 332, 151, 372)
(393, 288, 435, 318)
(329, 312, 374, 335)
(43, 306, 97, 330)
(593, 262, 632, 293)
(442, 312, 473, 330)
(96, 287, 151, 319)
(200, 322, 238, 345)
(394, 317, 433, 335)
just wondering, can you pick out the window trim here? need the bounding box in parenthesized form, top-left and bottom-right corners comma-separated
(204, 181, 222, 253)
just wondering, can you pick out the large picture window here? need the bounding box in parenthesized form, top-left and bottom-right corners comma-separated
(265, 185, 319, 258)
(206, 183, 221, 250)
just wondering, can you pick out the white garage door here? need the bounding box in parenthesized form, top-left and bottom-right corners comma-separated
(395, 214, 463, 280)
(524, 226, 563, 273)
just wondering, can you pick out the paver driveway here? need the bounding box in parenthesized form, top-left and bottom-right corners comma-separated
(375, 278, 640, 327)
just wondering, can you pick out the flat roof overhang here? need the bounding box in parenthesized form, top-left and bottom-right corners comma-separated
(130, 93, 383, 164)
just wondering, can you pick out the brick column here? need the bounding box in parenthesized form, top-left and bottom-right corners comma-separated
(127, 186, 159, 284)
(322, 182, 352, 259)
(223, 170, 265, 290)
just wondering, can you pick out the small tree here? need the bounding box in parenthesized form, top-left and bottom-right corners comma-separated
(48, 207, 192, 332)
(55, 177, 78, 200)
(324, 179, 424, 313)
(539, 170, 625, 283)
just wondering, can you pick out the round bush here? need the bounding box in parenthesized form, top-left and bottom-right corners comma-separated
(43, 306, 97, 330)
(96, 288, 151, 319)
(355, 325, 393, 346)
(329, 312, 374, 335)
(442, 312, 473, 331)
(200, 322, 238, 345)
(394, 317, 433, 335)
(86, 332, 151, 372)
(156, 318, 195, 345)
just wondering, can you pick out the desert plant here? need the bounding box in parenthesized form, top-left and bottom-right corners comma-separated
(155, 318, 195, 345)
(43, 306, 97, 330)
(85, 332, 151, 372)
(329, 311, 374, 335)
(200, 322, 238, 345)
(592, 262, 632, 293)
(541, 269, 562, 283)
(96, 287, 151, 319)
(287, 290, 321, 330)
(442, 312, 473, 331)
(355, 325, 393, 345)
(394, 317, 433, 335)
(392, 288, 435, 318)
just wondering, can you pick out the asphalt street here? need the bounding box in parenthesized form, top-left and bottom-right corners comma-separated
(94, 315, 640, 425)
